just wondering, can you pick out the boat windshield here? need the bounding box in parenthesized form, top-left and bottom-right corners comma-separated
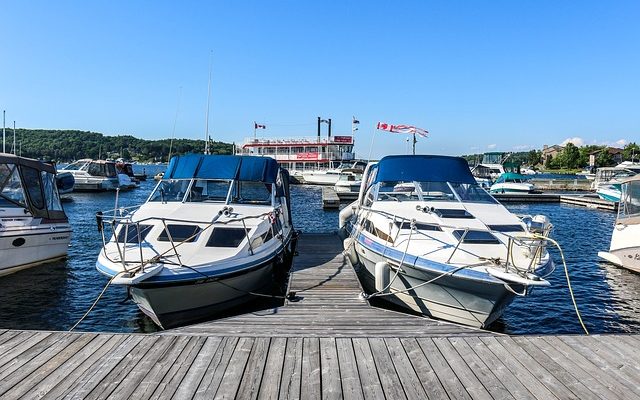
(0, 163, 27, 208)
(186, 179, 232, 203)
(148, 179, 193, 202)
(619, 181, 640, 220)
(375, 180, 497, 204)
(230, 181, 273, 205)
(61, 160, 90, 171)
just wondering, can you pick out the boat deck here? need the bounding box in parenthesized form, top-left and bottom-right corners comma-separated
(0, 234, 638, 399)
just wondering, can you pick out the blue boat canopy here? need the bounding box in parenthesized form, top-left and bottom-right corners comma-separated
(165, 154, 279, 183)
(373, 155, 477, 184)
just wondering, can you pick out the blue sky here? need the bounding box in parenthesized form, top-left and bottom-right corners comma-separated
(1, 1, 638, 158)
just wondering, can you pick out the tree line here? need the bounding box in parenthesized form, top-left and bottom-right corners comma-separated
(463, 142, 639, 170)
(6, 129, 233, 162)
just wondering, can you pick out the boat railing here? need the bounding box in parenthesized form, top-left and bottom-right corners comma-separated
(96, 206, 283, 275)
(356, 205, 551, 274)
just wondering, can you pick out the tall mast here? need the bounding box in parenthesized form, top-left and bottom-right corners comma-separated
(204, 51, 213, 155)
(13, 121, 16, 155)
(2, 110, 5, 153)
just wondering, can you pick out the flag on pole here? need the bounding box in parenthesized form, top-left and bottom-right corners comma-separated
(254, 122, 266, 129)
(376, 122, 428, 138)
(352, 116, 360, 124)
(352, 116, 360, 132)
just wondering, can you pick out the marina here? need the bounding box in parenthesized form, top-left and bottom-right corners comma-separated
(0, 234, 639, 398)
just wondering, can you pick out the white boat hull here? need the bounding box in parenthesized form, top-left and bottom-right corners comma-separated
(131, 260, 277, 328)
(0, 227, 71, 276)
(354, 241, 527, 328)
(600, 223, 640, 273)
(303, 171, 341, 185)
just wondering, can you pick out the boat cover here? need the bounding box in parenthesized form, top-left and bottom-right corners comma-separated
(0, 152, 56, 174)
(165, 154, 279, 183)
(373, 155, 477, 184)
(495, 172, 529, 182)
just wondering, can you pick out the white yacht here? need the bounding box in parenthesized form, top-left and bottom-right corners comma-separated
(60, 159, 133, 191)
(0, 153, 71, 276)
(489, 173, 536, 194)
(340, 155, 554, 328)
(96, 155, 296, 329)
(598, 174, 640, 273)
(334, 169, 363, 194)
(591, 167, 637, 202)
(303, 160, 368, 186)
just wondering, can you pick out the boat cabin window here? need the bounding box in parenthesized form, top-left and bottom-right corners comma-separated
(186, 179, 232, 203)
(116, 224, 153, 243)
(88, 162, 117, 177)
(149, 180, 192, 202)
(487, 224, 524, 232)
(418, 181, 456, 201)
(21, 166, 45, 210)
(452, 230, 501, 244)
(157, 224, 202, 243)
(62, 160, 89, 171)
(206, 227, 249, 247)
(231, 181, 272, 205)
(0, 163, 27, 208)
(41, 171, 64, 212)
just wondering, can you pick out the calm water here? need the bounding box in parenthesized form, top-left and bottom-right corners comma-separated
(0, 168, 638, 335)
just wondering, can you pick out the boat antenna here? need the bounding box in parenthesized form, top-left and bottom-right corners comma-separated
(204, 50, 213, 155)
(168, 86, 182, 163)
(12, 121, 16, 155)
(2, 110, 5, 153)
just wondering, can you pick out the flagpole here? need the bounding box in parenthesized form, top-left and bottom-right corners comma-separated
(412, 132, 416, 155)
(253, 122, 256, 140)
(13, 121, 16, 155)
(2, 110, 5, 154)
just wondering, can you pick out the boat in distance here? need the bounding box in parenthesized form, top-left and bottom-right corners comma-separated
(340, 155, 555, 328)
(598, 174, 640, 273)
(489, 172, 537, 194)
(59, 159, 135, 191)
(0, 153, 72, 276)
(96, 154, 297, 329)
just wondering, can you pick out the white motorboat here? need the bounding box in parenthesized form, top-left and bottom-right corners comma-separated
(0, 153, 72, 276)
(489, 173, 536, 194)
(303, 160, 367, 186)
(591, 167, 637, 202)
(60, 159, 133, 191)
(96, 155, 296, 328)
(334, 169, 363, 194)
(598, 174, 640, 273)
(340, 155, 554, 328)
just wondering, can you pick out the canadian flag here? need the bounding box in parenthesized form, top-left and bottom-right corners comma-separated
(376, 122, 428, 137)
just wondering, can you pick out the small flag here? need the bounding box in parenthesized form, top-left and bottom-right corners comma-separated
(352, 116, 360, 124)
(254, 122, 266, 129)
(376, 122, 428, 138)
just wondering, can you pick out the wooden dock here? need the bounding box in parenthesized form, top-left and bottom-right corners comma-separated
(322, 187, 341, 209)
(0, 234, 638, 399)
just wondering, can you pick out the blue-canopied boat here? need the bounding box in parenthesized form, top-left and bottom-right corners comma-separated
(340, 155, 554, 328)
(96, 154, 296, 329)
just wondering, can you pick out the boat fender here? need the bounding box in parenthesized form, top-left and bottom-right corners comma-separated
(96, 211, 103, 232)
(338, 201, 357, 230)
(343, 238, 359, 265)
(375, 261, 391, 293)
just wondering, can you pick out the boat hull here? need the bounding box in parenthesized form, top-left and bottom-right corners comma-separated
(0, 228, 71, 276)
(303, 172, 341, 185)
(131, 260, 277, 329)
(355, 242, 521, 328)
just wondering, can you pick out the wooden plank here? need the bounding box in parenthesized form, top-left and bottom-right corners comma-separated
(214, 337, 255, 399)
(172, 337, 224, 399)
(279, 337, 302, 400)
(490, 336, 580, 400)
(541, 336, 640, 399)
(446, 337, 514, 400)
(352, 338, 385, 400)
(521, 336, 621, 400)
(0, 333, 98, 399)
(335, 338, 364, 400)
(416, 338, 473, 400)
(32, 334, 126, 399)
(105, 335, 185, 399)
(60, 335, 144, 399)
(236, 337, 271, 400)
(193, 337, 240, 400)
(320, 337, 342, 400)
(149, 336, 207, 399)
(0, 332, 74, 383)
(477, 336, 558, 400)
(510, 336, 602, 400)
(462, 337, 536, 400)
(258, 337, 286, 400)
(301, 337, 321, 400)
(0, 331, 50, 369)
(384, 338, 428, 399)
(399, 338, 448, 400)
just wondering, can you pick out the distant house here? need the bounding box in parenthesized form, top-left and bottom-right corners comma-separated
(588, 147, 623, 166)
(542, 144, 564, 164)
